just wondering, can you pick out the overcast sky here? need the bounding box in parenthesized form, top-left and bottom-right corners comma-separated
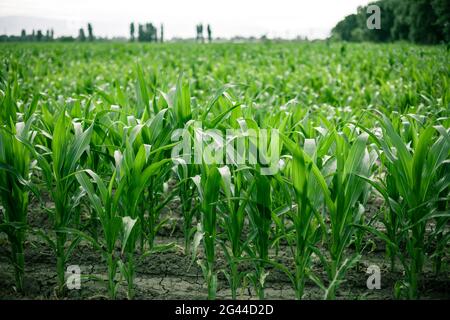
(0, 0, 372, 39)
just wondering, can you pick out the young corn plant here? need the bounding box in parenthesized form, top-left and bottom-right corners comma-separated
(75, 169, 137, 299)
(30, 111, 93, 295)
(279, 136, 326, 299)
(138, 108, 178, 250)
(290, 128, 372, 299)
(232, 119, 279, 300)
(192, 164, 222, 300)
(246, 172, 272, 299)
(112, 132, 172, 298)
(359, 114, 450, 298)
(430, 159, 450, 275)
(0, 96, 35, 293)
(162, 74, 199, 254)
(172, 123, 202, 256)
(216, 165, 254, 299)
(175, 158, 198, 254)
(171, 79, 235, 255)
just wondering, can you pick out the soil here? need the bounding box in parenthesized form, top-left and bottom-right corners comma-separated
(0, 195, 449, 300)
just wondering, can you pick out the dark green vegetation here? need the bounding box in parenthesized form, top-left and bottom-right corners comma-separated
(0, 42, 449, 299)
(332, 0, 450, 44)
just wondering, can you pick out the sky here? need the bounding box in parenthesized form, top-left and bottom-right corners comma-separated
(0, 0, 372, 39)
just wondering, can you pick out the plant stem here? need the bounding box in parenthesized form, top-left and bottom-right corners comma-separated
(11, 236, 25, 293)
(126, 254, 135, 299)
(56, 233, 66, 295)
(107, 253, 116, 299)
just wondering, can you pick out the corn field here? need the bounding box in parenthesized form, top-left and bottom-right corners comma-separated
(0, 42, 449, 300)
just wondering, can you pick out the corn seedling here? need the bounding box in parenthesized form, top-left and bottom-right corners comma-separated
(75, 169, 127, 298)
(286, 127, 373, 299)
(246, 172, 272, 299)
(217, 165, 254, 299)
(112, 131, 172, 298)
(279, 135, 325, 299)
(0, 85, 35, 292)
(192, 165, 222, 300)
(28, 110, 93, 295)
(358, 113, 450, 298)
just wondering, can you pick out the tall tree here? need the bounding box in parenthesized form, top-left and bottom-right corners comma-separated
(431, 0, 450, 43)
(36, 30, 43, 41)
(138, 24, 144, 42)
(145, 23, 152, 41)
(432, 0, 450, 42)
(207, 24, 212, 42)
(78, 28, 86, 41)
(136, 22, 159, 42)
(199, 24, 204, 43)
(160, 24, 164, 43)
(87, 23, 94, 41)
(409, 0, 442, 43)
(130, 22, 135, 41)
(331, 14, 359, 41)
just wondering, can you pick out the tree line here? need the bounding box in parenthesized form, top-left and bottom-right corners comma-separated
(1, 22, 214, 43)
(195, 24, 213, 43)
(128, 22, 212, 42)
(331, 0, 450, 44)
(129, 22, 164, 42)
(77, 23, 95, 41)
(0, 29, 55, 42)
(0, 23, 95, 42)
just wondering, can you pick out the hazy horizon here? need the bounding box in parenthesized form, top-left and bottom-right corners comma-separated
(0, 0, 372, 40)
